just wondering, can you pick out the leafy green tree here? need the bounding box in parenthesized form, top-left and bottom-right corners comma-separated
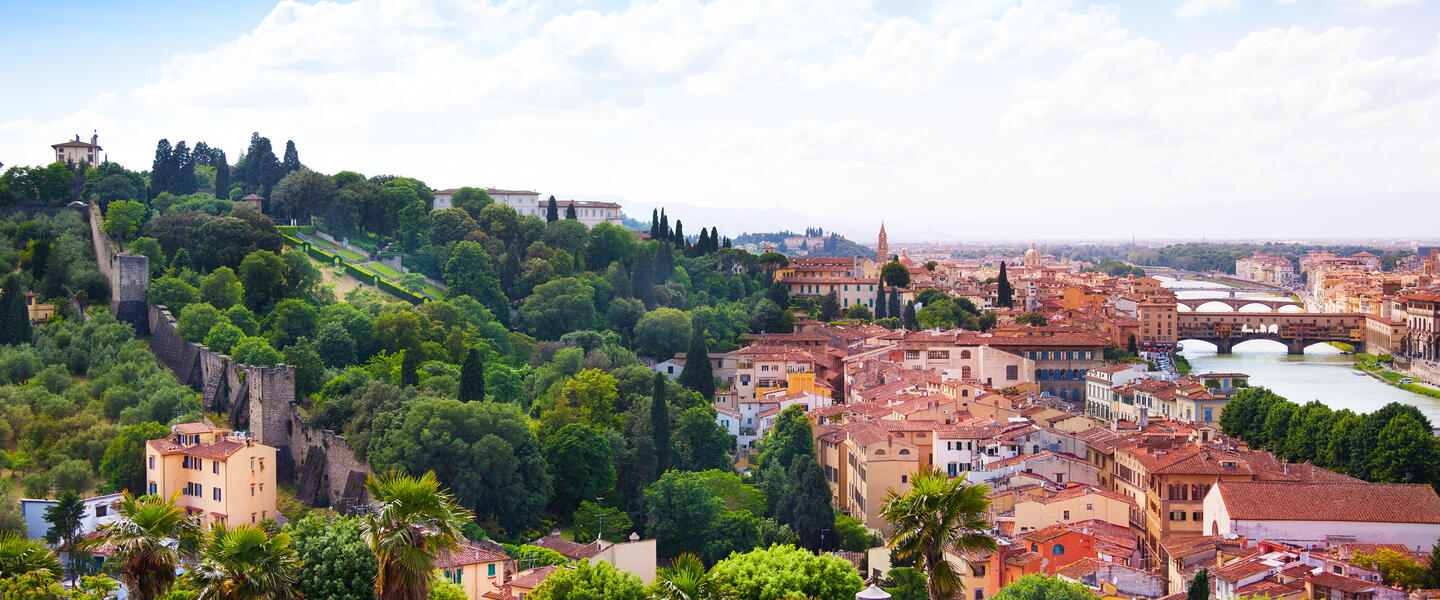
(652, 372, 672, 473)
(363, 471, 472, 600)
(997, 262, 1013, 308)
(677, 321, 714, 400)
(129, 237, 166, 278)
(43, 491, 84, 579)
(748, 299, 792, 334)
(284, 338, 325, 398)
(49, 460, 93, 496)
(1187, 568, 1209, 600)
(238, 250, 288, 311)
(648, 553, 721, 600)
(458, 347, 485, 402)
(521, 278, 596, 340)
(879, 469, 995, 600)
(819, 290, 840, 321)
(231, 336, 282, 366)
(1426, 539, 1440, 589)
(757, 405, 814, 474)
(1015, 312, 1048, 327)
(368, 400, 550, 535)
(989, 574, 1096, 600)
(185, 524, 301, 600)
(0, 276, 32, 346)
(543, 424, 615, 512)
(573, 501, 633, 542)
(203, 322, 244, 355)
(882, 261, 911, 288)
(287, 516, 377, 600)
(845, 305, 873, 320)
(313, 322, 357, 368)
(80, 492, 203, 600)
(270, 169, 336, 223)
(530, 559, 644, 600)
(834, 514, 876, 552)
(885, 567, 928, 600)
(225, 305, 261, 336)
(672, 406, 733, 472)
(101, 423, 171, 495)
(105, 200, 147, 240)
(197, 267, 243, 310)
(266, 298, 319, 348)
(643, 470, 726, 557)
(148, 277, 200, 313)
(708, 544, 863, 600)
(176, 303, 222, 343)
(1370, 412, 1440, 486)
(634, 308, 690, 358)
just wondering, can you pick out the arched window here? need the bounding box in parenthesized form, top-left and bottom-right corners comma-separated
(875, 449, 886, 456)
(962, 366, 972, 379)
(899, 449, 911, 455)
(960, 350, 972, 359)
(1052, 544, 1065, 555)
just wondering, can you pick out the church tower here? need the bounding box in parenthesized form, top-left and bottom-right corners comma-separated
(877, 222, 889, 263)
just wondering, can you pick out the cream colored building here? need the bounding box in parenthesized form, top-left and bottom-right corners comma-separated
(434, 542, 509, 600)
(144, 423, 276, 527)
(1013, 484, 1134, 533)
(52, 133, 102, 165)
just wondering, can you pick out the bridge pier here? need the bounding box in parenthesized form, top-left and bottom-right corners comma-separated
(1214, 339, 1233, 354)
(1286, 339, 1307, 355)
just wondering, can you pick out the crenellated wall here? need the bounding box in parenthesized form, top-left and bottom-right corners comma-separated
(147, 305, 371, 508)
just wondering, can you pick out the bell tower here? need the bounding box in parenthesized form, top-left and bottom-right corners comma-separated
(877, 222, 888, 263)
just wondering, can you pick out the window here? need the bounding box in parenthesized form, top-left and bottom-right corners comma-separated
(95, 505, 108, 518)
(1063, 510, 1070, 520)
(213, 462, 220, 474)
(1053, 544, 1065, 555)
(148, 456, 155, 470)
(975, 590, 985, 600)
(1006, 365, 1018, 380)
(1085, 503, 1093, 511)
(1192, 511, 1202, 522)
(251, 485, 255, 497)
(1030, 543, 1039, 552)
(148, 482, 157, 495)
(213, 488, 222, 502)
(488, 563, 496, 577)
(1169, 511, 1187, 521)
(901, 475, 908, 484)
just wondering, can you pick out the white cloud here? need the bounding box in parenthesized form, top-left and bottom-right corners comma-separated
(1335, 0, 1424, 10)
(4, 0, 1440, 238)
(1177, 0, 1245, 19)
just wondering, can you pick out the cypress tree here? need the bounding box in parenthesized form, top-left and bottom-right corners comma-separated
(889, 291, 902, 323)
(459, 347, 485, 402)
(901, 299, 916, 329)
(400, 348, 420, 387)
(875, 286, 887, 319)
(0, 276, 32, 346)
(673, 220, 685, 249)
(29, 238, 50, 282)
(696, 228, 710, 255)
(779, 457, 835, 551)
(501, 245, 522, 299)
(998, 261, 1014, 308)
(659, 210, 668, 239)
(652, 372, 671, 473)
(149, 139, 173, 199)
(820, 290, 840, 321)
(213, 148, 231, 198)
(650, 209, 660, 238)
(281, 140, 301, 174)
(546, 196, 559, 222)
(722, 236, 731, 249)
(565, 201, 577, 220)
(1187, 569, 1209, 600)
(677, 321, 714, 400)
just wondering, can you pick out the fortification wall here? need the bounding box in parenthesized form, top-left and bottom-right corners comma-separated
(147, 305, 370, 507)
(86, 203, 149, 332)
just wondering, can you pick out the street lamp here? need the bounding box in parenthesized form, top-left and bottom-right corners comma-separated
(820, 528, 829, 554)
(594, 497, 604, 542)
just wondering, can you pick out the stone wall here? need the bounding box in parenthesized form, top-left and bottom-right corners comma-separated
(86, 203, 149, 333)
(147, 305, 371, 508)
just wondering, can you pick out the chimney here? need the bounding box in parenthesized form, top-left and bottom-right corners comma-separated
(91, 131, 98, 146)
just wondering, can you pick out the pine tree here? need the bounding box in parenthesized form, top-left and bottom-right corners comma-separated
(677, 321, 714, 400)
(1425, 540, 1440, 588)
(149, 139, 173, 199)
(875, 286, 888, 319)
(546, 196, 559, 222)
(779, 457, 835, 551)
(902, 300, 917, 330)
(0, 276, 33, 346)
(170, 141, 196, 195)
(651, 372, 671, 473)
(997, 261, 1013, 308)
(459, 347, 485, 402)
(281, 140, 301, 174)
(1187, 569, 1209, 600)
(565, 201, 577, 220)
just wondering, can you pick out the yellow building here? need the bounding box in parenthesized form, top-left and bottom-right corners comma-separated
(52, 133, 102, 165)
(1013, 484, 1135, 533)
(144, 423, 276, 527)
(434, 542, 509, 600)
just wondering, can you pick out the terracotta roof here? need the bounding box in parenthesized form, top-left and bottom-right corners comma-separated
(1055, 557, 1105, 579)
(531, 535, 587, 558)
(507, 566, 558, 589)
(1213, 556, 1276, 581)
(173, 423, 215, 434)
(1306, 571, 1382, 594)
(146, 438, 247, 460)
(1216, 481, 1440, 523)
(434, 542, 508, 569)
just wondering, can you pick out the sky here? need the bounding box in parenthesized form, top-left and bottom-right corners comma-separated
(2, 0, 1439, 241)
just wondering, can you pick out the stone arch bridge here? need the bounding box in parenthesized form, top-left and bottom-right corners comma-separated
(1177, 312, 1366, 354)
(1174, 297, 1303, 312)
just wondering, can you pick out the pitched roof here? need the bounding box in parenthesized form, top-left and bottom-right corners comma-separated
(507, 566, 558, 589)
(1216, 481, 1440, 523)
(434, 542, 508, 569)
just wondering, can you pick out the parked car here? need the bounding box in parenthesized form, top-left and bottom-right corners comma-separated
(1399, 378, 1414, 384)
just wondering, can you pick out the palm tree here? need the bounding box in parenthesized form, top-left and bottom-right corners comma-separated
(362, 470, 474, 600)
(649, 553, 721, 600)
(878, 469, 996, 600)
(0, 531, 62, 578)
(79, 492, 201, 600)
(187, 524, 302, 600)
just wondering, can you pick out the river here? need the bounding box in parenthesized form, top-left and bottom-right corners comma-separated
(1154, 276, 1440, 422)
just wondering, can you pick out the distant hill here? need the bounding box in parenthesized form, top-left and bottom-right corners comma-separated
(733, 229, 874, 258)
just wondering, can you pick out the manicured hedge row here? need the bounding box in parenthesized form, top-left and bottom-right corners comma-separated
(378, 278, 425, 305)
